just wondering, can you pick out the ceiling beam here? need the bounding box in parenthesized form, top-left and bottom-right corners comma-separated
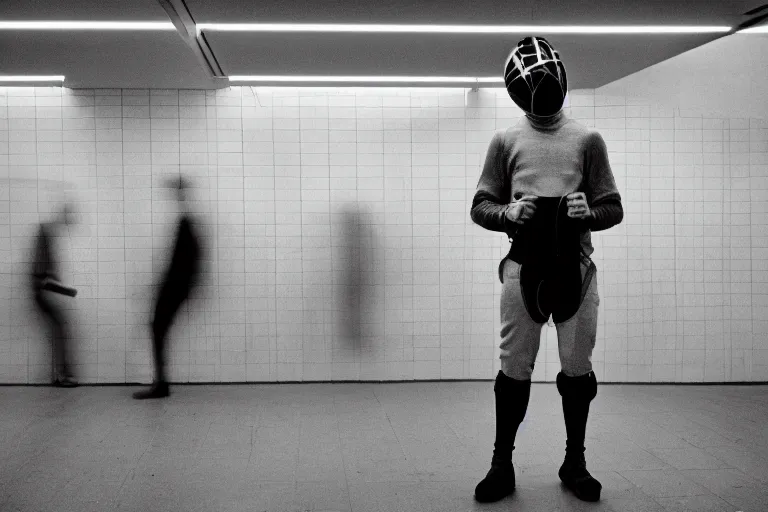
(157, 0, 227, 81)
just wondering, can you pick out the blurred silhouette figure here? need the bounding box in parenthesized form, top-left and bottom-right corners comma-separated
(134, 176, 201, 399)
(338, 204, 362, 345)
(31, 203, 78, 388)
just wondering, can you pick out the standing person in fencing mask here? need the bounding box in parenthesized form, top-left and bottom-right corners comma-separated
(31, 203, 78, 387)
(133, 176, 201, 399)
(471, 36, 624, 503)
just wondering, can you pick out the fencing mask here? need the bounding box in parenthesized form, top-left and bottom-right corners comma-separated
(504, 36, 568, 117)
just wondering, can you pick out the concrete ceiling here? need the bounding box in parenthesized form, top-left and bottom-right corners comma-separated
(207, 33, 718, 89)
(187, 0, 760, 24)
(0, 0, 765, 89)
(0, 32, 218, 89)
(0, 0, 169, 21)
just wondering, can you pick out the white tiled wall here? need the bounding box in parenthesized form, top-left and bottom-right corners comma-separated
(0, 85, 766, 383)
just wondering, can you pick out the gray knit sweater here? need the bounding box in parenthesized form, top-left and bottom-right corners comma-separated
(471, 111, 623, 256)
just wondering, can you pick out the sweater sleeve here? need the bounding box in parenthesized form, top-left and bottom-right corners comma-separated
(470, 131, 518, 236)
(583, 131, 623, 232)
(588, 200, 624, 232)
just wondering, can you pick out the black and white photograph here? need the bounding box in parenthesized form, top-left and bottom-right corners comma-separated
(0, 1, 767, 511)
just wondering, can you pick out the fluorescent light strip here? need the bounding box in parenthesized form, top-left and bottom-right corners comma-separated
(229, 76, 504, 83)
(0, 21, 735, 34)
(0, 75, 64, 82)
(200, 23, 731, 34)
(0, 21, 175, 30)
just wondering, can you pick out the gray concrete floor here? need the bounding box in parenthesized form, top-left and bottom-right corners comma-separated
(0, 383, 767, 512)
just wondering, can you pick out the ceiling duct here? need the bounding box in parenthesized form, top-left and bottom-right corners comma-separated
(737, 3, 768, 30)
(157, 0, 225, 78)
(744, 3, 768, 16)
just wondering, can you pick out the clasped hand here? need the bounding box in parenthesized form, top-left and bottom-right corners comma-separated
(505, 192, 590, 224)
(565, 192, 591, 220)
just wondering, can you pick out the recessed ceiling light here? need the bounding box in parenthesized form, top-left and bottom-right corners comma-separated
(200, 23, 731, 34)
(228, 76, 504, 83)
(0, 21, 175, 30)
(0, 75, 65, 82)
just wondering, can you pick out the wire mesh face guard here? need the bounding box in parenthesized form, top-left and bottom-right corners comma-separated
(504, 36, 568, 117)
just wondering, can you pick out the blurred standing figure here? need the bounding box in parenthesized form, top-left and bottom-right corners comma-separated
(134, 176, 201, 399)
(31, 204, 78, 388)
(338, 204, 362, 344)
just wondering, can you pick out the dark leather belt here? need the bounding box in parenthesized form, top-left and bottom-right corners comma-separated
(499, 195, 592, 324)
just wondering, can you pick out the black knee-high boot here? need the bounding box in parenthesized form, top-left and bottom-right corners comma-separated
(556, 371, 602, 502)
(474, 370, 531, 503)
